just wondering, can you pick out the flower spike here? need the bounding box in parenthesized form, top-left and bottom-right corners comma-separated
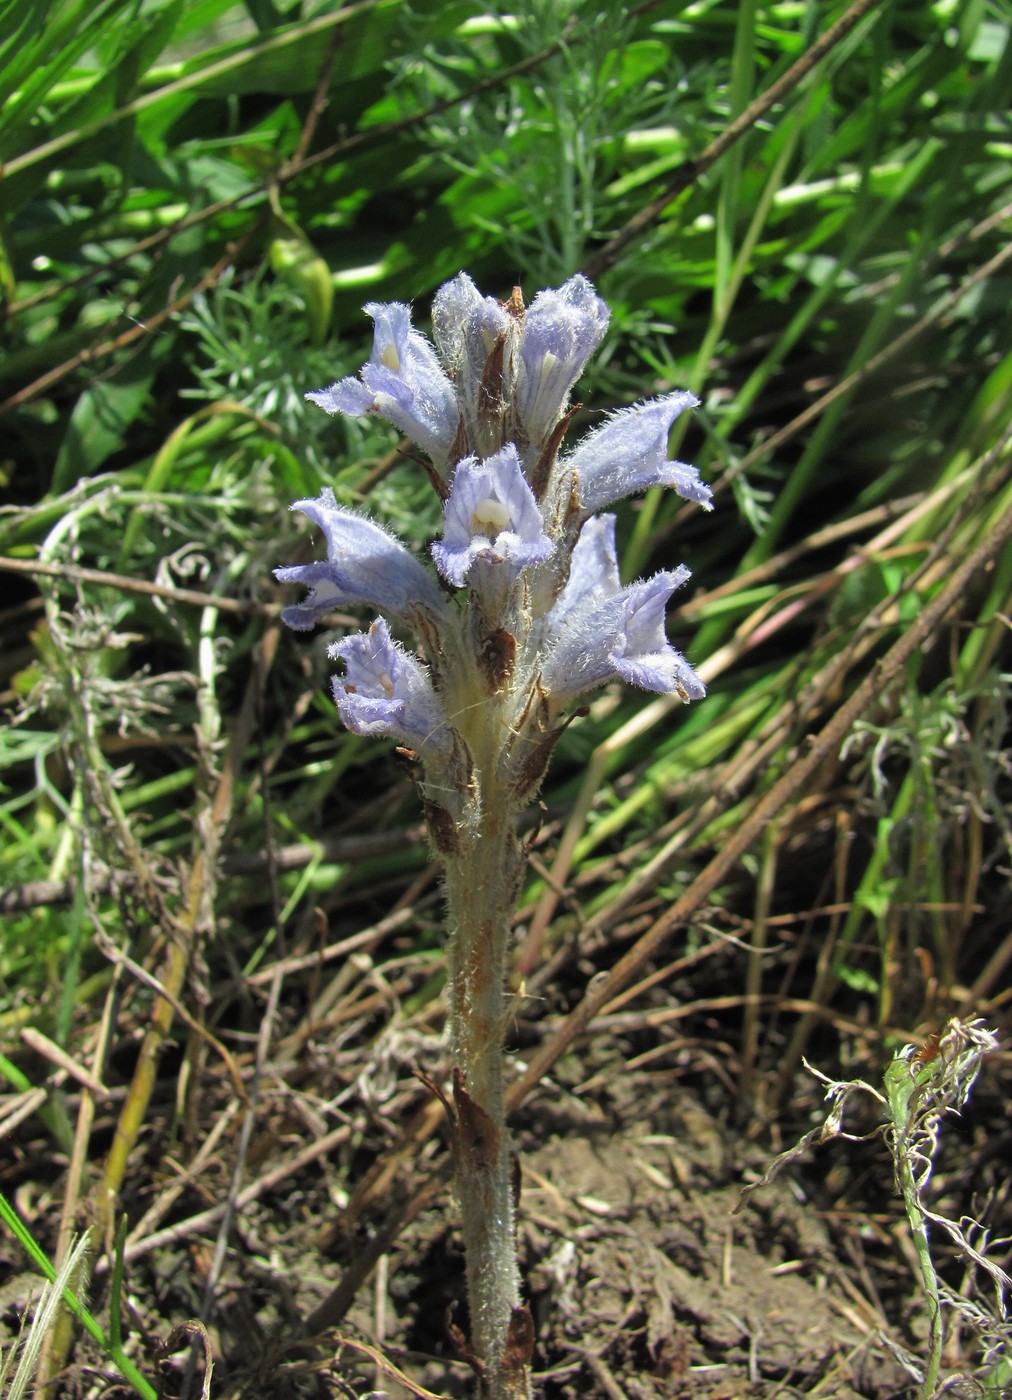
(283, 270, 712, 1400)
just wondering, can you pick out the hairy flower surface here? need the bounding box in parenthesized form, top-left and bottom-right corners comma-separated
(564, 391, 711, 514)
(431, 271, 513, 369)
(515, 275, 610, 447)
(306, 302, 458, 469)
(276, 487, 449, 631)
(329, 618, 450, 755)
(432, 444, 554, 589)
(542, 514, 703, 705)
(543, 512, 621, 614)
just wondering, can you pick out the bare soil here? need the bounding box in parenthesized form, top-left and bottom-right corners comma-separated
(3, 910, 1010, 1400)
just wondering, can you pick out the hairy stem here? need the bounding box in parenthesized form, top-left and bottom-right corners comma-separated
(441, 711, 532, 1400)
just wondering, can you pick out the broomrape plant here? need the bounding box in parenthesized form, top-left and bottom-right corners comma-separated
(276, 273, 711, 1400)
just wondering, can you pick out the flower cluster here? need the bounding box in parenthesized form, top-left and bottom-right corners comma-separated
(276, 272, 709, 811)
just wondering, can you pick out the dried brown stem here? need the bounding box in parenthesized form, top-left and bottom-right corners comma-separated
(583, 0, 889, 278)
(507, 488, 1012, 1110)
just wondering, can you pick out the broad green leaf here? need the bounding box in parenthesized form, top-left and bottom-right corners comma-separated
(51, 361, 156, 492)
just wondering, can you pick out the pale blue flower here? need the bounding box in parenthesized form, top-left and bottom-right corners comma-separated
(306, 302, 458, 467)
(545, 512, 621, 615)
(431, 272, 518, 461)
(431, 273, 513, 394)
(564, 392, 711, 514)
(280, 272, 712, 1395)
(330, 619, 450, 755)
(431, 444, 554, 589)
(542, 513, 704, 702)
(517, 275, 609, 447)
(275, 488, 449, 630)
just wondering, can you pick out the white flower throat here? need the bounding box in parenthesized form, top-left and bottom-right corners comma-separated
(471, 497, 512, 537)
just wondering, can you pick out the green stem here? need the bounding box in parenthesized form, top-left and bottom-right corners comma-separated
(886, 1056, 944, 1400)
(897, 1149, 943, 1399)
